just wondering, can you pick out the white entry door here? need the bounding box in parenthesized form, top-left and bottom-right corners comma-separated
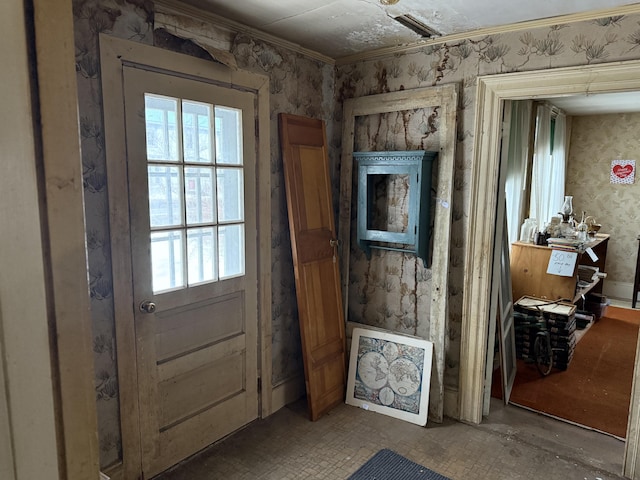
(122, 65, 259, 477)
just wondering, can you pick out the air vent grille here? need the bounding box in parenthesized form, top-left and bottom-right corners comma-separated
(394, 14, 441, 38)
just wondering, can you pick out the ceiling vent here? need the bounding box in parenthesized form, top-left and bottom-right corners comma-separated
(394, 14, 441, 38)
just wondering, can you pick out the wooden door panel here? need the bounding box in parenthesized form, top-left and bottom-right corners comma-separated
(159, 352, 245, 427)
(298, 146, 333, 230)
(280, 113, 346, 421)
(156, 293, 244, 360)
(300, 261, 343, 347)
(157, 334, 245, 383)
(123, 65, 259, 477)
(155, 396, 249, 475)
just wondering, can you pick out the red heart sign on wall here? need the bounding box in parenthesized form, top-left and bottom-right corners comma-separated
(613, 163, 634, 179)
(611, 160, 636, 184)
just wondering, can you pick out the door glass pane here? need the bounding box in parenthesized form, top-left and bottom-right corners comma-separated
(148, 165, 183, 227)
(182, 101, 213, 164)
(219, 224, 244, 279)
(145, 94, 179, 162)
(144, 94, 248, 292)
(217, 167, 244, 222)
(215, 106, 242, 165)
(187, 227, 217, 285)
(151, 230, 185, 293)
(185, 167, 216, 225)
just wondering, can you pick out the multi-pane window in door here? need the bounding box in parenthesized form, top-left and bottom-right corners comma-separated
(145, 94, 245, 293)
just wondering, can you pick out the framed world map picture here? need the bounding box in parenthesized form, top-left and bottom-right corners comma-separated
(345, 327, 433, 425)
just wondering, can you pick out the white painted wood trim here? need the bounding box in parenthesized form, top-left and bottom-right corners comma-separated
(256, 78, 274, 418)
(0, 334, 15, 480)
(100, 34, 272, 475)
(459, 77, 503, 425)
(102, 462, 123, 480)
(443, 386, 460, 420)
(270, 376, 306, 413)
(99, 36, 144, 479)
(33, 0, 101, 477)
(626, 336, 640, 479)
(1, 2, 62, 478)
(338, 84, 458, 423)
(460, 59, 640, 478)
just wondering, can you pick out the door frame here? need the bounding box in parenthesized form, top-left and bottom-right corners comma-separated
(459, 59, 640, 478)
(99, 34, 271, 479)
(2, 0, 100, 478)
(338, 84, 458, 422)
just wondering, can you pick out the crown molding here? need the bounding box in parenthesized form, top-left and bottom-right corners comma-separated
(153, 1, 640, 67)
(335, 3, 640, 65)
(153, 0, 335, 65)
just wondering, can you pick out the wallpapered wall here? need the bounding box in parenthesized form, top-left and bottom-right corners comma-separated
(336, 14, 640, 398)
(73, 0, 335, 467)
(566, 112, 640, 288)
(348, 111, 442, 338)
(73, 0, 640, 468)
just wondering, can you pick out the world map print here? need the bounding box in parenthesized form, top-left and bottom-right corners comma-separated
(353, 335, 425, 414)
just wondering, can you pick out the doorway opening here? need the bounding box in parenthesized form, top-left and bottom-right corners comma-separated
(490, 95, 640, 441)
(460, 59, 640, 479)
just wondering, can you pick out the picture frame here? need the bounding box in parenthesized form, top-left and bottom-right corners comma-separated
(346, 327, 433, 426)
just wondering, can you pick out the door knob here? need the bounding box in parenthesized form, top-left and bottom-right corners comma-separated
(139, 300, 157, 314)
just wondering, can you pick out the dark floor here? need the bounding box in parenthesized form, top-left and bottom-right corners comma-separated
(155, 397, 627, 480)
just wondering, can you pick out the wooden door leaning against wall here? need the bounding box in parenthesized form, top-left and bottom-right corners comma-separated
(279, 113, 347, 421)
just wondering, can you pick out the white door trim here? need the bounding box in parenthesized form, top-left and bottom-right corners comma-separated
(99, 34, 271, 479)
(338, 84, 458, 422)
(459, 59, 640, 478)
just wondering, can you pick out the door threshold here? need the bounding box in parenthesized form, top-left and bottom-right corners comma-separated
(508, 400, 625, 441)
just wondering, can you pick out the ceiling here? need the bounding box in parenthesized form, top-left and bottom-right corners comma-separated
(181, 0, 640, 59)
(173, 0, 640, 114)
(551, 92, 640, 115)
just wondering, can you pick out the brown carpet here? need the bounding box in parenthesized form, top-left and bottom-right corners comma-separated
(497, 306, 640, 438)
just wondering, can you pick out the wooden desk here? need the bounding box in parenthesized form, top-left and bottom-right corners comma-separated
(510, 234, 609, 303)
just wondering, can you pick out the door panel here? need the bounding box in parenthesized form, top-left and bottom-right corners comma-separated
(156, 292, 244, 360)
(123, 65, 258, 477)
(279, 114, 347, 421)
(485, 100, 517, 413)
(498, 215, 517, 404)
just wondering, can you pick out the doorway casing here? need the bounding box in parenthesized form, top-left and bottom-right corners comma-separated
(459, 59, 640, 478)
(99, 35, 272, 479)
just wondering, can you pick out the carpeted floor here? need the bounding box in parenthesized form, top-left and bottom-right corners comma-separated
(495, 305, 640, 438)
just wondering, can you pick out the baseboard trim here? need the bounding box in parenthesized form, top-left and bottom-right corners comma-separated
(102, 462, 123, 480)
(603, 280, 634, 301)
(270, 375, 306, 414)
(444, 386, 459, 420)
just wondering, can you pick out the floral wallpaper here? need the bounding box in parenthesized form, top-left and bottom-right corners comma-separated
(336, 13, 640, 392)
(74, 0, 155, 468)
(348, 109, 441, 339)
(71, 0, 640, 469)
(73, 0, 334, 468)
(566, 112, 640, 289)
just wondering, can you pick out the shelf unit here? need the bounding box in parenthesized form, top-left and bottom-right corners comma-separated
(354, 150, 437, 267)
(510, 234, 609, 304)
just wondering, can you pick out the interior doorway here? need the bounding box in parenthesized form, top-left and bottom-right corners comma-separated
(490, 96, 640, 440)
(460, 60, 640, 479)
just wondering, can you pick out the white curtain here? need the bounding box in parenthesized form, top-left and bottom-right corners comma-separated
(530, 105, 567, 231)
(504, 100, 533, 246)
